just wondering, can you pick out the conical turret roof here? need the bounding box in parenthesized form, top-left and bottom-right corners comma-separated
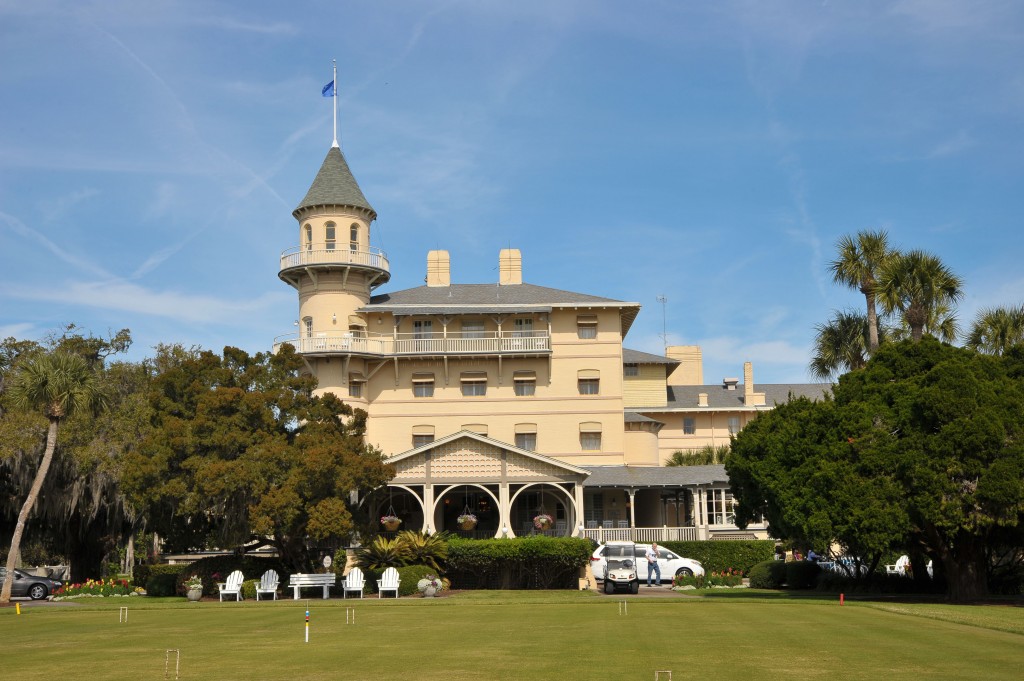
(293, 146, 376, 219)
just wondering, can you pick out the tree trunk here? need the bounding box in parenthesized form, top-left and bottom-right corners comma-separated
(865, 292, 880, 353)
(1, 420, 59, 603)
(942, 542, 989, 603)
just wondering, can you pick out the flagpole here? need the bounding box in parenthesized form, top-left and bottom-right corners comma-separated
(332, 60, 339, 148)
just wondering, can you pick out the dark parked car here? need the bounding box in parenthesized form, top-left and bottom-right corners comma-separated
(0, 567, 63, 600)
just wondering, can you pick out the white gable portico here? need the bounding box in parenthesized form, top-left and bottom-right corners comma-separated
(378, 431, 590, 538)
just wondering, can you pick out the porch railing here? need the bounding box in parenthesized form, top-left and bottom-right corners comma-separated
(581, 526, 700, 543)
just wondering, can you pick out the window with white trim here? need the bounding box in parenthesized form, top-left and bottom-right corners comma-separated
(350, 224, 359, 251)
(325, 222, 336, 251)
(623, 363, 639, 377)
(706, 488, 736, 525)
(513, 318, 533, 337)
(304, 224, 312, 251)
(683, 417, 696, 435)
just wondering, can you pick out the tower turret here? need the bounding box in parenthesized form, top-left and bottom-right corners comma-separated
(277, 146, 390, 399)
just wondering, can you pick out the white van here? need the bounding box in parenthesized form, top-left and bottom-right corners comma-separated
(591, 542, 704, 585)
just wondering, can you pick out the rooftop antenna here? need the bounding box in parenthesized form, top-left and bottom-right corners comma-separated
(656, 294, 668, 354)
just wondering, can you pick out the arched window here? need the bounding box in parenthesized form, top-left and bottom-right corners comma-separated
(350, 223, 359, 251)
(325, 222, 336, 251)
(304, 224, 312, 251)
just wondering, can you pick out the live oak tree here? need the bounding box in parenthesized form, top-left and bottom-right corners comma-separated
(728, 338, 1024, 602)
(1, 331, 143, 585)
(121, 343, 392, 571)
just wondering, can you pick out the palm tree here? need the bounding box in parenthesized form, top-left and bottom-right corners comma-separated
(809, 310, 873, 381)
(877, 249, 964, 342)
(1, 351, 107, 603)
(665, 444, 730, 466)
(965, 304, 1024, 355)
(828, 230, 892, 353)
(889, 301, 960, 344)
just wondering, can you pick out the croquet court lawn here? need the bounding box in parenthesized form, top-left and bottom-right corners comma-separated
(3, 591, 1022, 680)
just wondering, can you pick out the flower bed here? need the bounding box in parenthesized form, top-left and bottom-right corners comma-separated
(673, 568, 746, 589)
(53, 578, 143, 600)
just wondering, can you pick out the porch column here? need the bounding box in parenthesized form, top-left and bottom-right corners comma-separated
(696, 487, 708, 540)
(574, 480, 585, 536)
(498, 481, 511, 538)
(423, 451, 434, 533)
(627, 488, 636, 528)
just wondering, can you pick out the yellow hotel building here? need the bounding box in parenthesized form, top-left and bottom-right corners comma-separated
(276, 143, 827, 543)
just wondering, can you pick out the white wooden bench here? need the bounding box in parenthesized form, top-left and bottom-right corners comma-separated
(288, 573, 336, 599)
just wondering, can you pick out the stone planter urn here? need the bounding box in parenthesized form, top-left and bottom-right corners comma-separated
(417, 577, 440, 597)
(423, 585, 437, 598)
(187, 588, 202, 602)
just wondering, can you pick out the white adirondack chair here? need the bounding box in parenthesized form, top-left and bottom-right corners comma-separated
(218, 570, 244, 601)
(343, 567, 365, 599)
(377, 567, 400, 598)
(256, 569, 279, 600)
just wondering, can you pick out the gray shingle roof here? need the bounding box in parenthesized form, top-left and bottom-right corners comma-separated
(655, 383, 831, 410)
(582, 465, 729, 488)
(367, 283, 628, 307)
(293, 146, 375, 218)
(623, 348, 679, 365)
(624, 412, 663, 424)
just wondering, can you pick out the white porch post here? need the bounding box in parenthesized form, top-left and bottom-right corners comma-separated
(498, 481, 511, 538)
(574, 481, 585, 536)
(423, 483, 435, 534)
(627, 488, 636, 528)
(696, 487, 709, 540)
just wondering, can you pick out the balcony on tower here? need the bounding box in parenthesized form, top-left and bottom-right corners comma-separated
(272, 329, 551, 358)
(278, 245, 391, 289)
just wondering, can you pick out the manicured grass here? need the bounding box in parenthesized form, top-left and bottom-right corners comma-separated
(3, 590, 1022, 680)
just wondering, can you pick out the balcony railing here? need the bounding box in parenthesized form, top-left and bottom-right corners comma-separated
(272, 331, 551, 357)
(279, 246, 390, 276)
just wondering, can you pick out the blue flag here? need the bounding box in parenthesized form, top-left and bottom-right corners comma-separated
(322, 80, 335, 97)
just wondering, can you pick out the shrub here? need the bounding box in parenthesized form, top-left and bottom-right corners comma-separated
(661, 540, 774, 575)
(444, 536, 592, 589)
(397, 565, 440, 596)
(241, 579, 258, 600)
(145, 573, 178, 597)
(134, 563, 184, 588)
(785, 560, 821, 589)
(748, 560, 786, 589)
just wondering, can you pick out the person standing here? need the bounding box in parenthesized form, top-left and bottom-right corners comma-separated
(645, 543, 662, 587)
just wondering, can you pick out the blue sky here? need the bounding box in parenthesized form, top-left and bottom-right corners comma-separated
(2, 1, 1022, 384)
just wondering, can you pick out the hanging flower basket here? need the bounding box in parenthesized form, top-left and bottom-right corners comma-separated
(533, 513, 554, 531)
(457, 513, 478, 531)
(381, 515, 402, 531)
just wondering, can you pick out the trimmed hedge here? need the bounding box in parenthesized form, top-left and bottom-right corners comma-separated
(145, 573, 178, 597)
(134, 563, 184, 589)
(444, 536, 591, 589)
(661, 540, 775, 575)
(785, 560, 821, 589)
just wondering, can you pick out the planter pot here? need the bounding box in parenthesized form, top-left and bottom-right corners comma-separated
(459, 520, 477, 531)
(187, 588, 202, 602)
(423, 586, 437, 598)
(382, 519, 401, 531)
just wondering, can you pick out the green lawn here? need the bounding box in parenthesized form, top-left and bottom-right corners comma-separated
(4, 590, 1023, 680)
